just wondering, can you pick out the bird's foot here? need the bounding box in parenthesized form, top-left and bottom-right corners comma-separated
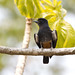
(51, 47, 53, 51)
(41, 48, 43, 51)
(51, 42, 53, 51)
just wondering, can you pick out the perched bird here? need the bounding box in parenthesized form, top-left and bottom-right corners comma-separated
(34, 18, 57, 64)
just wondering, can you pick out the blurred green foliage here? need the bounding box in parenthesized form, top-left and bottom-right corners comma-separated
(0, 0, 75, 74)
(0, 0, 26, 46)
(0, 0, 26, 71)
(14, 0, 44, 18)
(0, 18, 25, 46)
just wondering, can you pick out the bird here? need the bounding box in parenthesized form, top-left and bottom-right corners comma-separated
(34, 18, 57, 64)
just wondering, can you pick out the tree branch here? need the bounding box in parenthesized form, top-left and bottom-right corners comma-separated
(0, 46, 75, 56)
(15, 18, 32, 75)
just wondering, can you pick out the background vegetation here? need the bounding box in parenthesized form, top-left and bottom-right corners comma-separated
(0, 0, 75, 75)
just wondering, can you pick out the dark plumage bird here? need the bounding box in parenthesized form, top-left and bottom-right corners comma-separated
(34, 18, 57, 64)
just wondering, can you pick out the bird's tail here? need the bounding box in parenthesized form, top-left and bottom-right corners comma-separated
(43, 56, 49, 64)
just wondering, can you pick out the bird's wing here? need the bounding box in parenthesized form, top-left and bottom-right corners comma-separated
(34, 33, 41, 48)
(52, 30, 57, 48)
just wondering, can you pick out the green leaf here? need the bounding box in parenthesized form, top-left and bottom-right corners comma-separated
(33, 0, 44, 18)
(41, 0, 54, 9)
(45, 13, 56, 20)
(53, 0, 57, 6)
(57, 1, 62, 6)
(51, 19, 75, 48)
(15, 0, 28, 17)
(41, 0, 53, 6)
(14, 0, 44, 18)
(25, 0, 34, 18)
(62, 21, 75, 47)
(14, 0, 18, 5)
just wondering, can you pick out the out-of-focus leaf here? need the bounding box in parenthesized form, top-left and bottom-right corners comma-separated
(14, 0, 28, 17)
(44, 0, 53, 5)
(49, 16, 56, 23)
(14, 0, 18, 5)
(57, 1, 62, 6)
(14, 0, 44, 18)
(45, 13, 56, 19)
(62, 21, 75, 47)
(41, 0, 54, 9)
(53, 0, 57, 6)
(41, 0, 53, 6)
(33, 0, 44, 18)
(25, 0, 34, 18)
(51, 19, 75, 48)
(18, 5, 28, 17)
(60, 8, 67, 17)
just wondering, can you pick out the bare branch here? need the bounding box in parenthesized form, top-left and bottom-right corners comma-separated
(15, 18, 32, 75)
(0, 46, 75, 56)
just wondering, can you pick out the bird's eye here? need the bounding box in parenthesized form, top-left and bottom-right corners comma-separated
(39, 20, 42, 22)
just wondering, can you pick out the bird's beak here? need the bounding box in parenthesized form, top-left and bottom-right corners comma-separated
(33, 20, 38, 24)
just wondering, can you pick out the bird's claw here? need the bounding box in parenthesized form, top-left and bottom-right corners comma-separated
(41, 48, 43, 51)
(51, 47, 53, 51)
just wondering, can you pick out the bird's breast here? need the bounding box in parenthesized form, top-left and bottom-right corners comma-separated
(41, 40, 52, 48)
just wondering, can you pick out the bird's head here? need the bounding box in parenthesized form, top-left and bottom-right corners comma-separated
(34, 18, 48, 27)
